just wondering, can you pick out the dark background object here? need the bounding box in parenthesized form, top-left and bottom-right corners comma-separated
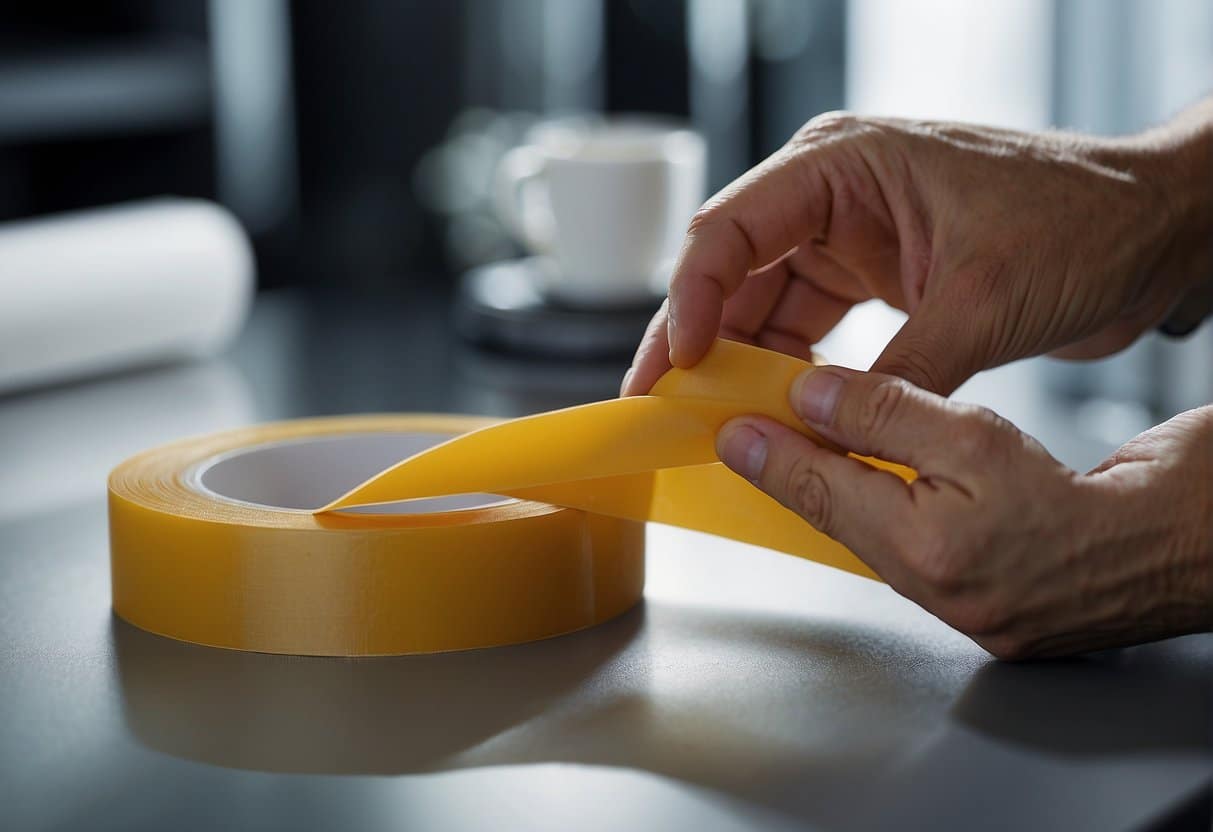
(289, 0, 464, 291)
(0, 2, 212, 217)
(0, 0, 847, 291)
(454, 259, 657, 358)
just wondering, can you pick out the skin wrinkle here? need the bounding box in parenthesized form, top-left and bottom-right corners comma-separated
(727, 161, 871, 348)
(720, 268, 845, 358)
(720, 269, 785, 340)
(894, 137, 937, 307)
(799, 242, 881, 304)
(818, 160, 903, 304)
(805, 162, 835, 246)
(787, 262, 862, 308)
(963, 481, 1156, 656)
(765, 276, 849, 343)
(724, 213, 760, 272)
(775, 152, 823, 252)
(853, 144, 917, 309)
(673, 220, 726, 307)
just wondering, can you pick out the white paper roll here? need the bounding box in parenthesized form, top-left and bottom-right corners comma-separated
(0, 198, 254, 394)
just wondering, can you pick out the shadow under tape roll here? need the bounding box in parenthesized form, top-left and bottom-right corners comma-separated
(114, 597, 970, 825)
(113, 601, 1213, 828)
(112, 604, 648, 775)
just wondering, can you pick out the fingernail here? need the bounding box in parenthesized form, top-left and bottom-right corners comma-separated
(666, 314, 679, 363)
(718, 422, 768, 481)
(791, 369, 844, 426)
(620, 368, 636, 397)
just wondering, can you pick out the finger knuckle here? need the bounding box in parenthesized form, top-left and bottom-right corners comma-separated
(977, 406, 1015, 434)
(793, 110, 861, 144)
(950, 423, 985, 459)
(685, 201, 760, 263)
(907, 530, 966, 594)
(882, 340, 952, 395)
(686, 205, 722, 237)
(782, 459, 834, 534)
(856, 378, 910, 440)
(952, 408, 1005, 461)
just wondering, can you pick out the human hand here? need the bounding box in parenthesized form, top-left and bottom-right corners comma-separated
(622, 106, 1212, 398)
(715, 367, 1213, 658)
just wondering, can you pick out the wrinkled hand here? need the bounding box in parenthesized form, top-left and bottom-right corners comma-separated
(716, 366, 1213, 659)
(623, 110, 1209, 398)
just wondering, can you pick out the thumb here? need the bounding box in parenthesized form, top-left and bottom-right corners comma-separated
(789, 365, 982, 472)
(871, 306, 983, 396)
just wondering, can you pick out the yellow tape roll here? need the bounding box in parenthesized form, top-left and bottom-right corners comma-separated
(108, 415, 645, 656)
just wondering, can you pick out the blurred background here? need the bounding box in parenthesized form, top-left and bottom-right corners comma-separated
(2, 0, 1210, 283)
(1, 0, 1211, 510)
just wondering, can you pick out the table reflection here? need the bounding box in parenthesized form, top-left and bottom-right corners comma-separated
(113, 606, 1211, 827)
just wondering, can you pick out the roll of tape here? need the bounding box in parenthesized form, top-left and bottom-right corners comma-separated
(109, 415, 645, 656)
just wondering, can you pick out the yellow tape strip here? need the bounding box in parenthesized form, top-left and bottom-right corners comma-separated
(322, 340, 914, 581)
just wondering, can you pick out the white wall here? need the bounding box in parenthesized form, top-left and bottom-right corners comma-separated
(846, 0, 1054, 129)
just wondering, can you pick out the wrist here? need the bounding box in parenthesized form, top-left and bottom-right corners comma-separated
(1077, 98, 1212, 342)
(1114, 100, 1213, 300)
(1081, 405, 1213, 641)
(1120, 407, 1213, 633)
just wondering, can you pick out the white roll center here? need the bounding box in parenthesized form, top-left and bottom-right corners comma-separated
(193, 432, 514, 514)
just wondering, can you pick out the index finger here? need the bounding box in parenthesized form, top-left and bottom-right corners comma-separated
(620, 300, 672, 396)
(668, 144, 835, 368)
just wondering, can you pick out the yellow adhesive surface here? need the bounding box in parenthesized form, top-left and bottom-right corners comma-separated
(323, 340, 914, 580)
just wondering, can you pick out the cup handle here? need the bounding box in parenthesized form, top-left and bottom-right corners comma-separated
(494, 146, 555, 255)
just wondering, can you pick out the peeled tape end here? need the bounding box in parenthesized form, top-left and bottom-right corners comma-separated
(315, 489, 371, 515)
(314, 477, 386, 514)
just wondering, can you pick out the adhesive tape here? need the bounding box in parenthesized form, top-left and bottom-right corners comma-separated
(108, 415, 645, 656)
(111, 340, 912, 657)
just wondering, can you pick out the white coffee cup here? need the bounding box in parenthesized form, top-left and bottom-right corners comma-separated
(495, 117, 707, 306)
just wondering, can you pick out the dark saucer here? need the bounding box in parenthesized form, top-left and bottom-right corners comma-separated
(454, 258, 663, 358)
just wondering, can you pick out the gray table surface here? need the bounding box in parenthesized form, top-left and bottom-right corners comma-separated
(1, 288, 1209, 832)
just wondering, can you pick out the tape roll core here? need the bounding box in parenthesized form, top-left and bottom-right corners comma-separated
(109, 415, 646, 656)
(190, 432, 517, 515)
